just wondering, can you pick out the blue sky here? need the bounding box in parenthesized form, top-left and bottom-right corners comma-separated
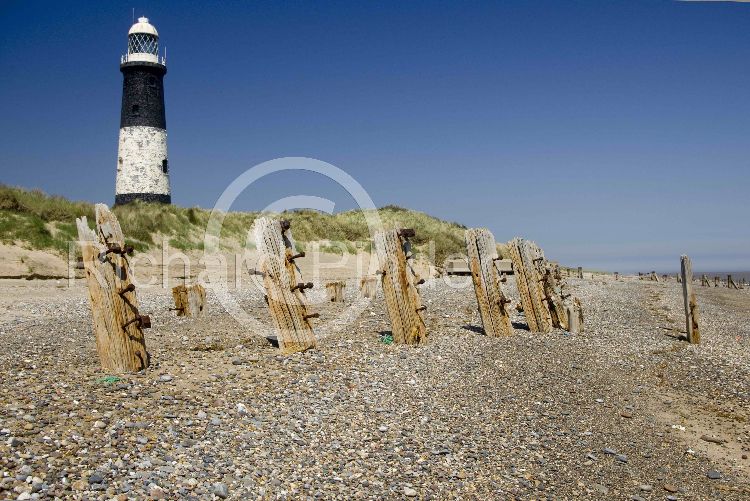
(1, 0, 749, 272)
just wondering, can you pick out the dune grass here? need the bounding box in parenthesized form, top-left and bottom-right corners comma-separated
(0, 184, 470, 266)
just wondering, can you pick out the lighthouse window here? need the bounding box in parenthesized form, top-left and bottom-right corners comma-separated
(128, 33, 159, 55)
(162, 159, 169, 173)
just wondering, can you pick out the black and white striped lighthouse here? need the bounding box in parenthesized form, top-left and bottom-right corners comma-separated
(115, 17, 171, 205)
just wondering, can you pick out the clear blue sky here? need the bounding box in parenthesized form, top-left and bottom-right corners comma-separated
(1, 0, 748, 272)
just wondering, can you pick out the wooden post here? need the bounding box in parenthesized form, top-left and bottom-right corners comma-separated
(565, 298, 584, 334)
(359, 276, 377, 298)
(680, 255, 700, 344)
(727, 274, 738, 290)
(75, 204, 149, 372)
(325, 281, 345, 302)
(701, 274, 710, 287)
(374, 228, 426, 345)
(171, 284, 206, 317)
(614, 272, 619, 281)
(508, 238, 551, 333)
(253, 217, 316, 353)
(577, 266, 583, 279)
(714, 276, 720, 287)
(465, 228, 513, 337)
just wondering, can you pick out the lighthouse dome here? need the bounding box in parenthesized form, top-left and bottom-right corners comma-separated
(123, 17, 165, 66)
(129, 17, 159, 37)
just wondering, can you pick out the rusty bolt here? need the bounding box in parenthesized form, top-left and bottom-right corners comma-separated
(123, 314, 151, 329)
(291, 282, 314, 292)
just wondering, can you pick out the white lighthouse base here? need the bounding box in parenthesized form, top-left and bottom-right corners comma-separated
(115, 126, 170, 203)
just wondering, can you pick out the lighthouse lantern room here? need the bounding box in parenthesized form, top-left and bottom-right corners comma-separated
(115, 17, 171, 205)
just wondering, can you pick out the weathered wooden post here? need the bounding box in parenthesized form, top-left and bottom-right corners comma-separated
(374, 228, 426, 345)
(614, 272, 619, 281)
(253, 217, 317, 353)
(680, 255, 700, 344)
(325, 281, 346, 302)
(508, 238, 551, 333)
(465, 228, 513, 337)
(714, 276, 720, 287)
(76, 204, 150, 372)
(565, 298, 584, 334)
(171, 284, 206, 317)
(359, 276, 377, 298)
(577, 266, 583, 279)
(700, 274, 710, 287)
(727, 274, 738, 290)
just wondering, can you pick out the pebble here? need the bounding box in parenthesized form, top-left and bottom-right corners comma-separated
(663, 484, 679, 493)
(213, 482, 229, 499)
(706, 470, 721, 480)
(404, 486, 417, 497)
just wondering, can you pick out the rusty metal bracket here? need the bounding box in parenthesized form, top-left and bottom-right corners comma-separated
(118, 284, 136, 297)
(123, 314, 151, 329)
(287, 251, 305, 261)
(303, 312, 320, 320)
(291, 282, 314, 292)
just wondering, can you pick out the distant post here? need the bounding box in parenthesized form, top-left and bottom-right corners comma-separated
(680, 255, 700, 344)
(577, 266, 583, 279)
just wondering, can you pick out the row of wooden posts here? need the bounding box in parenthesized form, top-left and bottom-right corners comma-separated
(76, 205, 587, 371)
(640, 270, 745, 289)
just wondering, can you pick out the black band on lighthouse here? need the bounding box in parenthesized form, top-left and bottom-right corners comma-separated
(115, 193, 172, 205)
(120, 64, 167, 129)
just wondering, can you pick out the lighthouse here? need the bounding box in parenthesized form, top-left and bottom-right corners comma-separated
(115, 17, 171, 205)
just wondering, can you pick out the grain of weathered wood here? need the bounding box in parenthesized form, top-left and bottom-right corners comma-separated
(171, 284, 206, 317)
(253, 217, 316, 353)
(76, 204, 149, 372)
(374, 229, 426, 345)
(508, 238, 551, 333)
(465, 228, 513, 337)
(680, 255, 700, 344)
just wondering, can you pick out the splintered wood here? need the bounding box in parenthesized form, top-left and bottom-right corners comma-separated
(508, 238, 577, 333)
(76, 204, 149, 372)
(374, 229, 426, 345)
(680, 255, 700, 344)
(508, 238, 552, 332)
(464, 228, 512, 336)
(171, 284, 206, 317)
(253, 217, 316, 353)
